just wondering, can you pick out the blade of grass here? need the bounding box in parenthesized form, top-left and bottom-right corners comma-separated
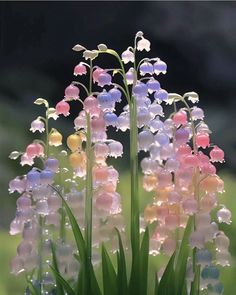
(115, 228, 128, 295)
(50, 186, 86, 263)
(175, 216, 193, 295)
(26, 280, 40, 295)
(140, 227, 149, 295)
(50, 241, 64, 295)
(129, 98, 140, 295)
(90, 262, 102, 295)
(182, 281, 188, 295)
(158, 252, 176, 295)
(154, 273, 159, 295)
(50, 265, 76, 295)
(190, 265, 200, 295)
(102, 244, 118, 295)
(74, 267, 83, 295)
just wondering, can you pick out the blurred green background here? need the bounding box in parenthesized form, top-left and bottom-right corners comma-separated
(1, 1, 236, 294)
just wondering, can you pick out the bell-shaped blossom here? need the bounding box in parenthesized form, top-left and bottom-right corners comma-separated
(121, 48, 134, 64)
(97, 91, 115, 111)
(154, 59, 167, 75)
(64, 84, 80, 100)
(104, 112, 117, 127)
(191, 107, 204, 120)
(210, 146, 224, 163)
(97, 72, 112, 87)
(67, 134, 81, 152)
(173, 110, 188, 126)
(140, 62, 153, 76)
(133, 81, 148, 97)
(73, 62, 87, 76)
(154, 89, 168, 102)
(196, 132, 210, 148)
(138, 130, 154, 151)
(125, 68, 135, 85)
(137, 37, 151, 52)
(108, 141, 123, 158)
(217, 207, 231, 224)
(109, 88, 122, 103)
(56, 100, 70, 116)
(26, 143, 44, 158)
(45, 157, 59, 172)
(9, 177, 27, 194)
(147, 78, 160, 93)
(20, 153, 34, 166)
(93, 67, 105, 83)
(49, 130, 63, 147)
(30, 118, 45, 133)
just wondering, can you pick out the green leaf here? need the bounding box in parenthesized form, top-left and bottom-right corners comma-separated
(90, 262, 102, 295)
(175, 216, 193, 295)
(26, 280, 40, 295)
(140, 227, 149, 295)
(115, 229, 128, 295)
(34, 98, 49, 108)
(154, 273, 159, 295)
(50, 241, 64, 295)
(190, 265, 200, 295)
(75, 266, 85, 295)
(50, 265, 75, 295)
(182, 281, 188, 295)
(74, 253, 81, 263)
(102, 244, 118, 295)
(158, 252, 176, 295)
(52, 186, 86, 263)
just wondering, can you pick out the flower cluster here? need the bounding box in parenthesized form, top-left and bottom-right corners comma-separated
(9, 103, 80, 292)
(8, 32, 230, 295)
(140, 91, 229, 292)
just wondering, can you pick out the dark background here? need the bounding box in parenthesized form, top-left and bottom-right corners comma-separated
(0, 1, 236, 228)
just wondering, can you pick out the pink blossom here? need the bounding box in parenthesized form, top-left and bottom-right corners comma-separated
(56, 100, 70, 116)
(73, 62, 87, 76)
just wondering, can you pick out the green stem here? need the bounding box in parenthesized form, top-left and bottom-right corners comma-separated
(129, 41, 140, 294)
(89, 60, 93, 94)
(38, 215, 44, 292)
(98, 50, 130, 103)
(37, 108, 49, 290)
(44, 111, 50, 159)
(129, 97, 140, 293)
(97, 48, 140, 293)
(179, 97, 200, 293)
(180, 98, 197, 153)
(59, 207, 66, 242)
(84, 111, 93, 294)
(58, 155, 66, 242)
(99, 40, 141, 291)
